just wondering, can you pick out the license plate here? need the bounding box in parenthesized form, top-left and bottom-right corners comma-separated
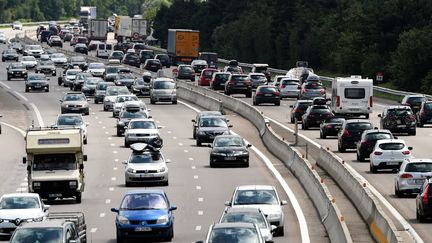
(236, 82, 244, 86)
(135, 227, 151, 232)
(35, 85, 41, 88)
(397, 125, 405, 128)
(225, 157, 237, 161)
(264, 94, 272, 96)
(49, 193, 62, 197)
(415, 179, 425, 184)
(387, 162, 399, 165)
(71, 108, 80, 110)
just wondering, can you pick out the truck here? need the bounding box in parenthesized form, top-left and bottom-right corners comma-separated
(131, 18, 147, 42)
(79, 6, 97, 27)
(23, 127, 87, 203)
(114, 16, 132, 42)
(167, 29, 200, 65)
(89, 19, 108, 41)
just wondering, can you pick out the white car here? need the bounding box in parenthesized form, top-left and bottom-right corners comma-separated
(370, 139, 413, 173)
(124, 118, 161, 147)
(50, 53, 68, 67)
(0, 193, 50, 238)
(225, 185, 287, 236)
(123, 142, 168, 186)
(0, 34, 7, 44)
(53, 114, 88, 144)
(12, 21, 23, 30)
(112, 94, 139, 117)
(395, 158, 432, 197)
(279, 77, 301, 98)
(23, 45, 44, 57)
(103, 86, 130, 111)
(88, 62, 106, 77)
(20, 56, 37, 69)
(120, 100, 150, 116)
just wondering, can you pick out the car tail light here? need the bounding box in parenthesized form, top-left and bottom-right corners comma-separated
(422, 184, 429, 204)
(302, 89, 308, 94)
(256, 92, 263, 96)
(342, 129, 349, 137)
(374, 151, 382, 155)
(369, 96, 373, 107)
(402, 150, 411, 155)
(325, 125, 332, 129)
(281, 85, 286, 89)
(400, 173, 413, 179)
(274, 91, 280, 96)
(293, 109, 300, 113)
(336, 96, 340, 107)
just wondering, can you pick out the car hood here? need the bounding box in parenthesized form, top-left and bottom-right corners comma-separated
(83, 85, 97, 89)
(28, 80, 48, 84)
(119, 209, 168, 221)
(105, 96, 117, 102)
(21, 61, 37, 65)
(89, 69, 105, 73)
(0, 209, 45, 220)
(62, 101, 87, 106)
(71, 62, 86, 65)
(66, 75, 76, 80)
(52, 58, 67, 62)
(127, 162, 166, 171)
(9, 68, 26, 72)
(212, 147, 247, 153)
(152, 89, 174, 94)
(117, 79, 135, 83)
(197, 127, 229, 132)
(126, 129, 159, 134)
(37, 65, 55, 69)
(231, 205, 282, 215)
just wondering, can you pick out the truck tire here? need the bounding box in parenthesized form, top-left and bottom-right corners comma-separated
(76, 192, 82, 203)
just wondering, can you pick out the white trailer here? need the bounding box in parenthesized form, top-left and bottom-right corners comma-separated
(131, 18, 147, 41)
(115, 16, 132, 42)
(89, 19, 108, 41)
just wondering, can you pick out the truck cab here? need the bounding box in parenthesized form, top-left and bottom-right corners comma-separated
(23, 128, 87, 203)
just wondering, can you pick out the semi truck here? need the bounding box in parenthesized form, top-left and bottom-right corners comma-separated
(167, 29, 200, 65)
(23, 127, 87, 203)
(79, 6, 97, 27)
(131, 18, 147, 42)
(89, 19, 108, 41)
(114, 16, 147, 42)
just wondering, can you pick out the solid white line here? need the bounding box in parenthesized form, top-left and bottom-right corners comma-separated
(109, 187, 114, 191)
(1, 122, 26, 137)
(0, 81, 11, 89)
(14, 91, 28, 102)
(29, 103, 44, 127)
(184, 149, 189, 153)
(195, 226, 202, 231)
(111, 177, 116, 181)
(189, 158, 194, 161)
(193, 175, 198, 179)
(198, 211, 203, 215)
(90, 228, 97, 233)
(191, 166, 196, 169)
(99, 213, 105, 218)
(178, 100, 310, 243)
(196, 186, 201, 190)
(105, 199, 111, 204)
(198, 197, 204, 202)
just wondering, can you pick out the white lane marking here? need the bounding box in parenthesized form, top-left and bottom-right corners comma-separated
(195, 226, 201, 231)
(198, 211, 203, 215)
(91, 112, 96, 115)
(110, 143, 115, 147)
(102, 126, 106, 129)
(193, 175, 198, 179)
(16, 187, 26, 192)
(109, 187, 114, 191)
(98, 121, 102, 124)
(178, 143, 183, 146)
(90, 228, 97, 233)
(99, 213, 106, 218)
(108, 137, 113, 140)
(166, 159, 171, 163)
(184, 149, 189, 153)
(173, 136, 177, 139)
(179, 100, 311, 243)
(196, 186, 201, 190)
(1, 122, 26, 136)
(113, 151, 118, 154)
(111, 177, 116, 181)
(189, 158, 194, 161)
(0, 81, 11, 89)
(105, 199, 111, 204)
(30, 103, 44, 127)
(167, 131, 172, 134)
(95, 116, 99, 119)
(114, 159, 119, 162)
(113, 167, 118, 171)
(198, 197, 203, 202)
(14, 91, 28, 102)
(191, 166, 196, 169)
(105, 131, 109, 135)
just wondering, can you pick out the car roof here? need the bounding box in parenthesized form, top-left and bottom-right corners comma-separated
(296, 100, 313, 103)
(57, 113, 82, 117)
(154, 77, 174, 82)
(248, 72, 265, 76)
(1, 193, 40, 198)
(404, 158, 432, 163)
(125, 189, 165, 195)
(215, 134, 242, 139)
(236, 185, 275, 190)
(18, 220, 65, 228)
(199, 111, 222, 116)
(129, 118, 154, 122)
(405, 94, 425, 98)
(386, 105, 411, 109)
(213, 222, 256, 229)
(345, 119, 371, 123)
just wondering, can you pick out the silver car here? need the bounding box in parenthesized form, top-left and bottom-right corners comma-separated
(150, 78, 177, 104)
(60, 92, 90, 115)
(124, 118, 161, 147)
(53, 114, 88, 144)
(395, 158, 432, 197)
(112, 94, 139, 117)
(103, 86, 130, 111)
(279, 77, 301, 99)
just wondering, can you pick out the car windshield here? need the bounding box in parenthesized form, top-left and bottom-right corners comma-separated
(250, 74, 266, 80)
(22, 56, 35, 61)
(304, 83, 323, 89)
(71, 56, 85, 62)
(214, 137, 243, 147)
(57, 116, 82, 125)
(325, 118, 345, 123)
(66, 70, 79, 76)
(85, 79, 100, 85)
(11, 64, 25, 69)
(234, 189, 278, 205)
(0, 196, 40, 209)
(296, 102, 313, 109)
(135, 79, 145, 85)
(120, 193, 168, 210)
(129, 121, 156, 129)
(29, 46, 42, 50)
(33, 153, 77, 170)
(310, 107, 331, 114)
(11, 228, 62, 243)
(112, 52, 123, 57)
(106, 66, 120, 73)
(106, 87, 129, 96)
(221, 212, 266, 228)
(116, 96, 138, 103)
(232, 76, 248, 82)
(154, 81, 175, 89)
(63, 94, 85, 101)
(405, 163, 432, 173)
(120, 111, 147, 119)
(366, 133, 392, 140)
(282, 80, 299, 85)
(215, 74, 230, 81)
(89, 63, 105, 69)
(387, 109, 413, 116)
(209, 227, 260, 243)
(130, 152, 163, 164)
(254, 66, 268, 72)
(200, 117, 227, 128)
(118, 73, 134, 79)
(346, 122, 373, 130)
(378, 143, 405, 150)
(5, 50, 17, 54)
(257, 87, 276, 93)
(407, 97, 426, 104)
(28, 75, 45, 81)
(51, 54, 65, 59)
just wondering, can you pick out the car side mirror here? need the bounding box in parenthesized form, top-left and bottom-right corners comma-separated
(148, 115, 152, 118)
(22, 157, 26, 164)
(192, 119, 196, 123)
(228, 125, 233, 128)
(393, 136, 398, 139)
(224, 201, 231, 206)
(59, 100, 63, 102)
(0, 114, 2, 118)
(195, 241, 204, 243)
(289, 105, 293, 108)
(170, 205, 177, 211)
(43, 205, 50, 212)
(408, 146, 413, 151)
(157, 126, 162, 129)
(122, 160, 127, 165)
(110, 208, 119, 213)
(281, 200, 288, 205)
(85, 122, 89, 126)
(378, 114, 382, 118)
(247, 144, 252, 148)
(147, 108, 151, 111)
(83, 155, 88, 161)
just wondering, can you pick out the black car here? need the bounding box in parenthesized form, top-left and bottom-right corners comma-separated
(114, 42, 134, 53)
(209, 135, 251, 167)
(39, 30, 51, 42)
(74, 43, 88, 55)
(192, 111, 223, 139)
(6, 63, 28, 80)
(155, 54, 171, 68)
(402, 95, 427, 114)
(417, 101, 432, 127)
(175, 65, 195, 81)
(9, 41, 23, 54)
(253, 85, 280, 106)
(195, 116, 231, 146)
(210, 72, 230, 90)
(104, 65, 123, 82)
(224, 74, 252, 97)
(35, 60, 56, 76)
(109, 51, 124, 61)
(114, 73, 136, 89)
(143, 59, 162, 72)
(379, 105, 416, 135)
(63, 33, 73, 42)
(139, 50, 155, 63)
(356, 129, 393, 161)
(416, 178, 432, 222)
(68, 56, 88, 70)
(191, 60, 208, 75)
(289, 100, 313, 123)
(122, 53, 141, 68)
(94, 82, 115, 104)
(116, 111, 148, 136)
(2, 49, 19, 62)
(337, 119, 374, 152)
(131, 78, 150, 97)
(319, 117, 345, 138)
(302, 105, 334, 130)
(81, 77, 102, 96)
(72, 72, 92, 91)
(25, 74, 49, 92)
(199, 52, 218, 68)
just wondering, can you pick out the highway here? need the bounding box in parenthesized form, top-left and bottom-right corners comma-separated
(0, 27, 333, 242)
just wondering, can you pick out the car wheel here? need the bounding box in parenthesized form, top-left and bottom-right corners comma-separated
(244, 160, 249, 168)
(75, 192, 82, 203)
(246, 92, 252, 98)
(320, 130, 326, 139)
(103, 105, 108, 111)
(409, 129, 416, 136)
(276, 226, 284, 236)
(196, 139, 201, 147)
(370, 163, 377, 173)
(302, 123, 308, 130)
(365, 114, 369, 119)
(84, 138, 87, 145)
(45, 88, 49, 92)
(95, 100, 99, 104)
(419, 211, 427, 223)
(290, 117, 295, 124)
(210, 160, 216, 168)
(395, 185, 403, 198)
(275, 101, 281, 106)
(116, 229, 124, 243)
(117, 130, 122, 137)
(172, 100, 177, 104)
(125, 181, 131, 187)
(418, 121, 424, 127)
(7, 76, 10, 81)
(165, 226, 174, 241)
(25, 87, 29, 92)
(338, 142, 345, 153)
(162, 180, 169, 186)
(124, 141, 129, 148)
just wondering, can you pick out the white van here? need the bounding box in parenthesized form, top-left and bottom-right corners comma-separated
(96, 43, 113, 59)
(330, 75, 373, 118)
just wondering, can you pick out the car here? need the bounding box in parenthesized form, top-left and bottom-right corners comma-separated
(60, 92, 90, 115)
(103, 86, 130, 111)
(401, 94, 427, 114)
(395, 159, 432, 197)
(35, 60, 56, 76)
(131, 76, 151, 97)
(38, 30, 51, 43)
(74, 43, 88, 55)
(114, 42, 134, 53)
(253, 85, 281, 106)
(139, 50, 155, 63)
(96, 43, 113, 59)
(47, 35, 63, 47)
(192, 111, 224, 139)
(191, 59, 208, 75)
(76, 36, 88, 46)
(132, 43, 146, 53)
(149, 78, 177, 104)
(289, 100, 313, 123)
(225, 74, 253, 97)
(223, 65, 243, 74)
(416, 178, 432, 222)
(417, 101, 432, 127)
(369, 139, 413, 173)
(94, 81, 115, 104)
(112, 95, 140, 117)
(104, 65, 123, 82)
(109, 50, 124, 62)
(2, 49, 19, 62)
(122, 53, 141, 68)
(44, 48, 57, 58)
(23, 45, 44, 58)
(378, 105, 417, 135)
(210, 72, 230, 90)
(209, 135, 251, 167)
(301, 105, 334, 129)
(114, 72, 136, 89)
(11, 21, 23, 30)
(68, 56, 88, 70)
(337, 119, 374, 152)
(248, 72, 268, 89)
(63, 32, 73, 42)
(299, 81, 326, 100)
(279, 77, 301, 99)
(142, 58, 161, 72)
(219, 207, 275, 242)
(70, 36, 79, 46)
(53, 114, 88, 144)
(225, 185, 287, 236)
(155, 53, 171, 68)
(111, 189, 176, 242)
(251, 63, 271, 81)
(199, 52, 217, 68)
(198, 68, 218, 86)
(120, 100, 149, 117)
(0, 34, 6, 44)
(124, 118, 161, 147)
(72, 72, 92, 91)
(88, 40, 101, 51)
(312, 96, 327, 105)
(88, 62, 106, 77)
(0, 193, 50, 238)
(123, 141, 169, 186)
(20, 56, 37, 69)
(173, 64, 195, 81)
(6, 63, 28, 81)
(25, 74, 49, 92)
(58, 68, 80, 87)
(356, 129, 394, 161)
(195, 116, 231, 146)
(9, 42, 23, 54)
(319, 117, 346, 139)
(117, 110, 149, 136)
(81, 77, 102, 97)
(50, 53, 68, 67)
(58, 29, 70, 39)
(199, 222, 267, 243)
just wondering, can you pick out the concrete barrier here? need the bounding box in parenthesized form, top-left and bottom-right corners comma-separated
(177, 86, 222, 112)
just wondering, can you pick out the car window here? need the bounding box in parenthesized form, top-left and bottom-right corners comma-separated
(424, 103, 432, 111)
(120, 111, 147, 119)
(304, 83, 323, 89)
(120, 193, 168, 210)
(346, 123, 373, 130)
(200, 117, 227, 128)
(215, 74, 230, 81)
(129, 121, 156, 129)
(33, 153, 77, 170)
(11, 228, 62, 242)
(64, 94, 85, 101)
(407, 97, 426, 104)
(325, 118, 345, 123)
(130, 152, 163, 164)
(28, 75, 45, 81)
(57, 116, 83, 125)
(0, 196, 40, 209)
(365, 133, 392, 140)
(214, 137, 243, 147)
(405, 163, 432, 173)
(297, 102, 312, 110)
(378, 143, 405, 150)
(89, 63, 105, 69)
(345, 88, 365, 99)
(387, 109, 413, 116)
(209, 227, 260, 243)
(221, 212, 266, 228)
(153, 81, 175, 89)
(234, 189, 278, 205)
(232, 76, 248, 82)
(310, 107, 331, 114)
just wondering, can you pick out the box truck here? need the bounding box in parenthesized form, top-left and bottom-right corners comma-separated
(89, 19, 108, 41)
(167, 29, 199, 65)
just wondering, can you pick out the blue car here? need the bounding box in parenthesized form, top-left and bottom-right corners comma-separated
(111, 189, 177, 242)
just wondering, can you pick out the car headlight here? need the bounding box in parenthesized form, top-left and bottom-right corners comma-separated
(126, 167, 135, 173)
(69, 180, 77, 189)
(212, 152, 226, 156)
(198, 131, 205, 135)
(118, 215, 129, 225)
(65, 104, 70, 108)
(33, 182, 41, 189)
(118, 121, 124, 126)
(234, 151, 248, 156)
(32, 216, 44, 222)
(156, 215, 168, 224)
(267, 213, 281, 220)
(149, 133, 159, 136)
(158, 167, 167, 173)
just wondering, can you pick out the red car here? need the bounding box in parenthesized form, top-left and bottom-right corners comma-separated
(198, 68, 218, 86)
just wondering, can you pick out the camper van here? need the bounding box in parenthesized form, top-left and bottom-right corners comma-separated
(96, 43, 113, 58)
(331, 75, 373, 118)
